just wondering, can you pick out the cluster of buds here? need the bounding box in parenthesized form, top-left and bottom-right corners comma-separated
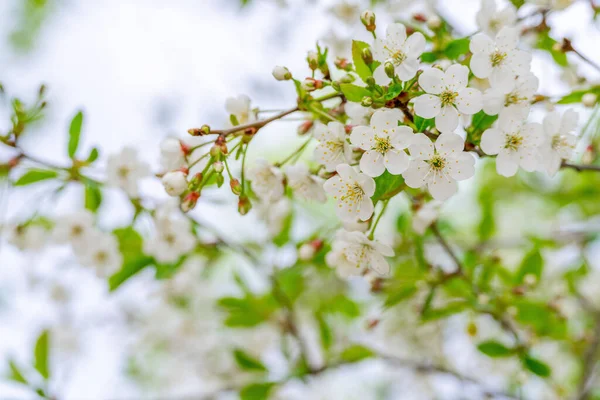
(188, 124, 211, 136)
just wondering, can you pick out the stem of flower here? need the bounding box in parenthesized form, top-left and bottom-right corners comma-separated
(368, 199, 389, 240)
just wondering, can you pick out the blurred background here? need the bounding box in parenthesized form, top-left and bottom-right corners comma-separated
(1, 0, 600, 399)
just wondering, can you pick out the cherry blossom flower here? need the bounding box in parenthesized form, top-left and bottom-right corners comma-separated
(326, 229, 394, 277)
(160, 137, 187, 171)
(413, 64, 482, 132)
(483, 72, 539, 118)
(476, 0, 517, 36)
(328, 0, 361, 25)
(323, 164, 376, 222)
(144, 215, 196, 264)
(313, 121, 353, 172)
(53, 210, 96, 246)
(106, 147, 149, 197)
(162, 171, 188, 197)
(345, 102, 373, 126)
(254, 198, 291, 237)
(480, 112, 543, 177)
(7, 223, 48, 251)
(350, 109, 413, 177)
(373, 23, 426, 85)
(285, 164, 327, 203)
(403, 133, 476, 201)
(76, 232, 122, 277)
(412, 200, 443, 234)
(470, 27, 532, 87)
(225, 95, 256, 125)
(539, 109, 579, 176)
(248, 159, 285, 202)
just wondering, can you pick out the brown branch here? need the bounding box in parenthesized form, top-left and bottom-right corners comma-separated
(562, 162, 600, 172)
(430, 223, 463, 275)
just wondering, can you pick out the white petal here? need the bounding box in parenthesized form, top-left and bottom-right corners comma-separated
(357, 174, 376, 196)
(560, 109, 579, 134)
(483, 89, 505, 115)
(371, 109, 403, 130)
(360, 150, 386, 177)
(495, 27, 519, 52)
(543, 111, 561, 137)
(435, 105, 459, 133)
(470, 33, 494, 54)
(413, 94, 441, 119)
(323, 175, 343, 196)
(435, 133, 465, 156)
(389, 125, 414, 149)
(480, 128, 504, 155)
(518, 147, 540, 172)
(405, 32, 426, 56)
(545, 152, 562, 177)
(368, 252, 391, 275)
(428, 174, 458, 200)
(508, 49, 532, 76)
(456, 88, 483, 115)
(489, 65, 515, 87)
(384, 149, 410, 174)
(387, 23, 407, 47)
(444, 64, 469, 91)
(358, 197, 374, 221)
(396, 58, 419, 81)
(350, 125, 375, 150)
(419, 68, 445, 95)
(522, 122, 544, 147)
(373, 65, 392, 86)
(448, 152, 476, 181)
(470, 53, 493, 79)
(403, 161, 429, 188)
(496, 150, 519, 177)
(409, 133, 435, 160)
(337, 163, 358, 181)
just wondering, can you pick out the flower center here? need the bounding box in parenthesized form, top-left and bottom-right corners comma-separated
(341, 183, 365, 204)
(505, 134, 523, 151)
(373, 135, 392, 154)
(71, 225, 83, 237)
(551, 134, 573, 151)
(391, 50, 406, 65)
(118, 167, 130, 178)
(488, 18, 501, 31)
(504, 92, 524, 106)
(439, 90, 458, 107)
(428, 154, 447, 171)
(95, 251, 108, 264)
(490, 51, 507, 67)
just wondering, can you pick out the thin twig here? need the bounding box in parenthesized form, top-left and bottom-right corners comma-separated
(430, 223, 463, 274)
(576, 313, 600, 400)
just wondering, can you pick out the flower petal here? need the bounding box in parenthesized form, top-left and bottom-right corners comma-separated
(445, 64, 469, 91)
(470, 33, 494, 54)
(542, 111, 561, 137)
(358, 197, 374, 221)
(402, 161, 429, 188)
(357, 174, 376, 196)
(560, 109, 579, 134)
(396, 58, 419, 81)
(371, 109, 403, 131)
(387, 23, 407, 47)
(522, 122, 543, 147)
(435, 133, 465, 156)
(447, 152, 475, 181)
(456, 88, 483, 115)
(384, 149, 410, 174)
(368, 252, 391, 275)
(428, 174, 458, 201)
(413, 94, 441, 119)
(480, 128, 504, 155)
(360, 150, 386, 177)
(409, 133, 435, 160)
(496, 150, 519, 177)
(350, 125, 374, 150)
(419, 68, 445, 95)
(373, 65, 392, 86)
(405, 32, 426, 56)
(470, 53, 493, 79)
(435, 105, 459, 133)
(389, 126, 414, 149)
(496, 27, 519, 52)
(336, 163, 358, 181)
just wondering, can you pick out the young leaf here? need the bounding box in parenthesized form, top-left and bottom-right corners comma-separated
(234, 349, 267, 372)
(68, 111, 84, 159)
(352, 40, 373, 81)
(340, 344, 375, 362)
(339, 83, 372, 102)
(240, 382, 276, 400)
(86, 147, 100, 163)
(84, 182, 102, 212)
(414, 116, 435, 132)
(14, 169, 58, 186)
(8, 360, 28, 384)
(444, 38, 470, 59)
(522, 355, 551, 377)
(515, 248, 543, 284)
(371, 171, 405, 202)
(477, 340, 513, 357)
(34, 329, 50, 380)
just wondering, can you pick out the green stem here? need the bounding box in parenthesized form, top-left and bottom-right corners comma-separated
(368, 199, 390, 240)
(310, 106, 339, 122)
(277, 138, 313, 166)
(240, 143, 249, 195)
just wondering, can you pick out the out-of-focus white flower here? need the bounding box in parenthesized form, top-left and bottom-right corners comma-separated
(345, 102, 373, 126)
(53, 210, 96, 246)
(413, 64, 482, 132)
(539, 109, 579, 176)
(144, 214, 196, 264)
(326, 229, 394, 277)
(476, 0, 517, 36)
(323, 164, 376, 222)
(106, 147, 149, 197)
(160, 137, 187, 172)
(272, 65, 291, 81)
(225, 95, 256, 125)
(255, 197, 292, 237)
(249, 159, 285, 202)
(372, 23, 426, 85)
(412, 200, 443, 234)
(350, 109, 413, 177)
(480, 112, 543, 177)
(342, 219, 370, 232)
(7, 223, 47, 251)
(285, 164, 326, 203)
(404, 133, 475, 201)
(313, 121, 353, 172)
(298, 243, 316, 261)
(161, 171, 188, 197)
(483, 72, 538, 118)
(470, 27, 532, 87)
(328, 0, 361, 25)
(76, 232, 122, 277)
(321, 28, 351, 57)
(528, 0, 573, 10)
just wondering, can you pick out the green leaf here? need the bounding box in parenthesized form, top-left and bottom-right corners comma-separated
(422, 301, 469, 321)
(272, 211, 293, 247)
(8, 359, 27, 384)
(233, 349, 267, 372)
(522, 355, 551, 377)
(384, 284, 417, 308)
(414, 116, 434, 132)
(477, 340, 513, 357)
(240, 382, 276, 400)
(513, 299, 567, 339)
(316, 312, 333, 350)
(320, 294, 360, 318)
(218, 294, 278, 328)
(340, 344, 374, 362)
(14, 169, 58, 186)
(470, 110, 498, 133)
(86, 147, 100, 163)
(108, 227, 153, 291)
(371, 170, 405, 202)
(536, 31, 568, 67)
(109, 256, 154, 291)
(420, 52, 438, 63)
(352, 40, 372, 81)
(515, 248, 543, 284)
(275, 265, 305, 303)
(384, 83, 403, 100)
(477, 188, 496, 241)
(509, 0, 525, 8)
(339, 83, 372, 102)
(84, 182, 102, 212)
(68, 111, 84, 158)
(444, 38, 471, 59)
(557, 87, 600, 104)
(34, 329, 50, 380)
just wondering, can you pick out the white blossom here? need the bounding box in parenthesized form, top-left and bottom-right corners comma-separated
(413, 64, 482, 132)
(254, 198, 291, 237)
(326, 230, 394, 277)
(285, 164, 326, 203)
(403, 133, 475, 201)
(470, 27, 532, 87)
(323, 164, 375, 222)
(483, 72, 539, 118)
(345, 102, 373, 126)
(372, 23, 426, 85)
(53, 210, 96, 246)
(480, 112, 543, 177)
(225, 95, 256, 125)
(328, 0, 361, 25)
(106, 147, 149, 197)
(412, 200, 443, 234)
(539, 109, 579, 176)
(350, 109, 413, 177)
(7, 223, 47, 251)
(313, 121, 353, 172)
(476, 0, 517, 36)
(160, 137, 187, 171)
(248, 159, 285, 202)
(144, 215, 196, 264)
(76, 232, 122, 277)
(162, 171, 188, 197)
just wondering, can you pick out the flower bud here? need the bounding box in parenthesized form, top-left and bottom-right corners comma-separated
(216, 173, 225, 188)
(297, 121, 314, 135)
(361, 47, 373, 65)
(298, 243, 316, 261)
(427, 15, 442, 30)
(365, 76, 375, 86)
(466, 321, 478, 337)
(272, 65, 292, 81)
(162, 171, 188, 196)
(413, 13, 427, 23)
(523, 273, 537, 286)
(181, 192, 200, 212)
(188, 124, 210, 136)
(307, 51, 319, 70)
(213, 161, 224, 173)
(339, 74, 355, 84)
(210, 144, 222, 159)
(583, 92, 597, 107)
(361, 96, 373, 107)
(331, 81, 341, 92)
(335, 57, 352, 71)
(230, 178, 242, 195)
(552, 42, 563, 53)
(360, 10, 376, 32)
(384, 61, 395, 79)
(301, 78, 323, 92)
(477, 293, 490, 305)
(238, 195, 252, 215)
